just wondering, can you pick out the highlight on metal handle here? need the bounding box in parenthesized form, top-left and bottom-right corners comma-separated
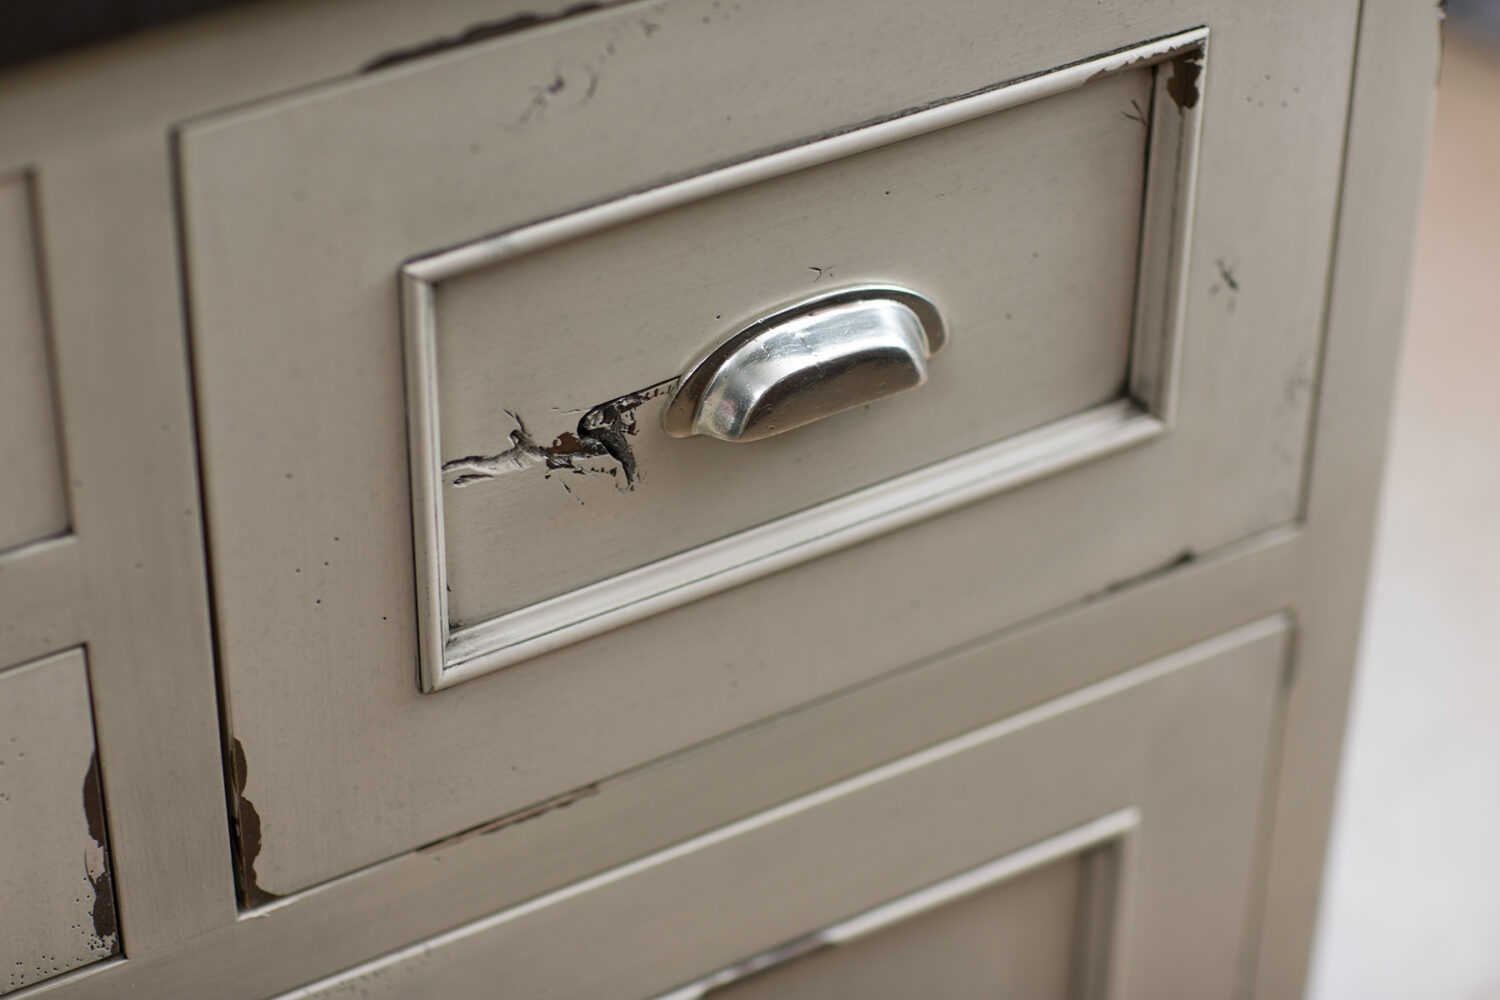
(661, 285, 946, 443)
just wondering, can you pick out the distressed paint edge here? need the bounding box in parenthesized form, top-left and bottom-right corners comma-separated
(1127, 42, 1207, 425)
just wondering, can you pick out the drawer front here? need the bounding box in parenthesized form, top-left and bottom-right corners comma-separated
(180, 0, 1358, 895)
(275, 618, 1289, 1000)
(0, 649, 118, 992)
(406, 44, 1193, 688)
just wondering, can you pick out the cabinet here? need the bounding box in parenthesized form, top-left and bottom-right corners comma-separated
(0, 1, 1437, 998)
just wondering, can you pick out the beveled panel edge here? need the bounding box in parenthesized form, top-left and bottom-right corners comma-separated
(403, 28, 1210, 692)
(1128, 41, 1206, 423)
(0, 167, 73, 557)
(648, 808, 1140, 1000)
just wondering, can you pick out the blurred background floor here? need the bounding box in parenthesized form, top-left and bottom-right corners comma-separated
(1309, 18, 1500, 1000)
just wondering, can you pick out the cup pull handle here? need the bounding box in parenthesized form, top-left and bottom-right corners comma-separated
(661, 285, 947, 443)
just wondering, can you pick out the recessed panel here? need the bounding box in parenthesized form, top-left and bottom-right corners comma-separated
(0, 649, 118, 993)
(406, 50, 1198, 689)
(695, 853, 1091, 1000)
(0, 172, 68, 555)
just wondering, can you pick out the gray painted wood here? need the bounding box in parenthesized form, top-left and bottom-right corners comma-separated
(431, 68, 1150, 624)
(0, 0, 1432, 996)
(1248, 2, 1443, 995)
(0, 0, 661, 962)
(0, 649, 117, 994)
(272, 618, 1288, 1000)
(0, 534, 1296, 1000)
(0, 172, 67, 554)
(179, 0, 1357, 896)
(705, 855, 1085, 1000)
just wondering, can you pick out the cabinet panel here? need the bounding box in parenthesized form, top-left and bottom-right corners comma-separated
(0, 171, 67, 555)
(678, 844, 1095, 1000)
(0, 649, 118, 994)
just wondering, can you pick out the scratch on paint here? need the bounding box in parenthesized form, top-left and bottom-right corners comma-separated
(442, 378, 676, 491)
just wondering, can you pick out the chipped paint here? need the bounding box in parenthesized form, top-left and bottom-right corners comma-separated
(80, 753, 118, 946)
(442, 378, 676, 491)
(229, 738, 282, 907)
(360, 3, 609, 72)
(1166, 54, 1204, 111)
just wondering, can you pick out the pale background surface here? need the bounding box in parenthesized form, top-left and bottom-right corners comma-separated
(1311, 22, 1500, 1000)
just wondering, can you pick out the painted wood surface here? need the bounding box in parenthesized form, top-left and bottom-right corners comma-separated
(179, 0, 1355, 895)
(0, 172, 67, 554)
(0, 650, 117, 993)
(0, 0, 1432, 995)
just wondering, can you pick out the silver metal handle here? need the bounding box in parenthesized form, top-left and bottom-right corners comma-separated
(661, 285, 946, 443)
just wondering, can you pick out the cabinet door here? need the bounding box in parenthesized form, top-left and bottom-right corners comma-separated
(275, 617, 1289, 1000)
(180, 0, 1358, 899)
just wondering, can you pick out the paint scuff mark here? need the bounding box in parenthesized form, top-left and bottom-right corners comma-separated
(81, 752, 119, 950)
(1166, 54, 1203, 111)
(1209, 258, 1240, 313)
(507, 63, 603, 130)
(418, 783, 599, 854)
(1214, 259, 1240, 292)
(1087, 549, 1197, 602)
(230, 738, 283, 908)
(443, 378, 677, 492)
(1121, 98, 1149, 127)
(360, 3, 607, 72)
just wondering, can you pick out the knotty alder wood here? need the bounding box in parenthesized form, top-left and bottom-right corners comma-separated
(182, 0, 1357, 896)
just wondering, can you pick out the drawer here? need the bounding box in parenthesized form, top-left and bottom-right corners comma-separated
(0, 649, 118, 992)
(275, 617, 1290, 999)
(180, 0, 1357, 896)
(404, 36, 1195, 689)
